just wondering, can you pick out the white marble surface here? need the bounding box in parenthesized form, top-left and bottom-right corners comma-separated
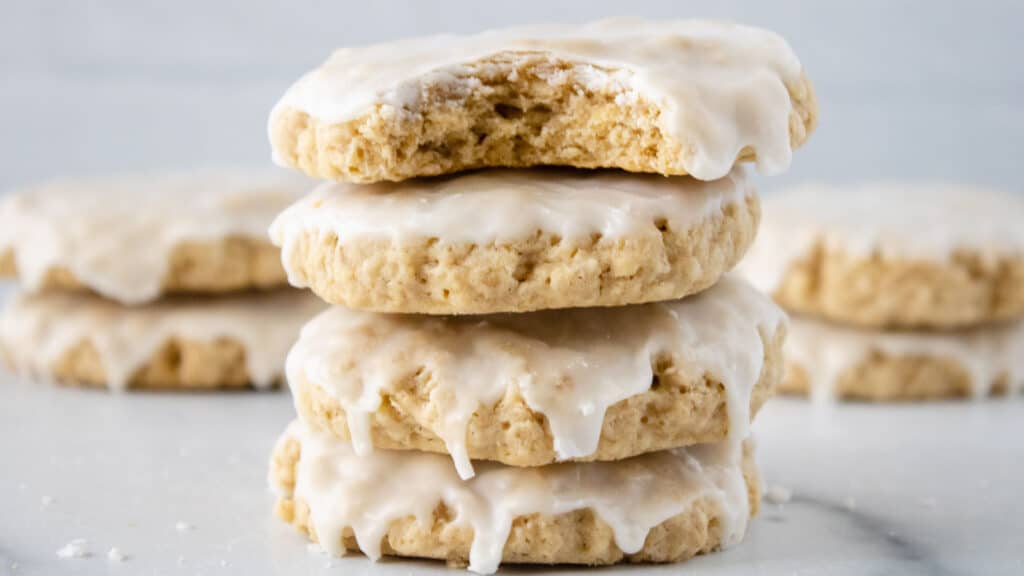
(0, 374, 1021, 576)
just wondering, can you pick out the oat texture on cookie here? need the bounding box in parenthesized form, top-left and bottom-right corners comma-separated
(286, 275, 785, 478)
(740, 182, 1024, 401)
(271, 420, 761, 573)
(269, 18, 816, 183)
(270, 166, 759, 314)
(267, 17, 812, 573)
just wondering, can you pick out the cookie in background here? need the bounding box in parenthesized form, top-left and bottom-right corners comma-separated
(0, 170, 325, 391)
(740, 183, 1024, 401)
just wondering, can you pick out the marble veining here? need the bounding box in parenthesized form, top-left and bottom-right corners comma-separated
(0, 370, 1021, 575)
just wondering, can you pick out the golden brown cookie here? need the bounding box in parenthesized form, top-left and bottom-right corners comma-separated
(269, 19, 815, 183)
(0, 170, 307, 304)
(0, 239, 284, 300)
(741, 183, 1024, 329)
(271, 167, 759, 314)
(270, 420, 760, 572)
(0, 290, 324, 390)
(284, 275, 784, 476)
(780, 315, 1024, 401)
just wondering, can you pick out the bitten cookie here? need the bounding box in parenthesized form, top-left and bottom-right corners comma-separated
(741, 183, 1024, 329)
(271, 166, 759, 315)
(269, 18, 816, 183)
(271, 420, 760, 574)
(781, 314, 1024, 401)
(0, 290, 324, 390)
(285, 275, 784, 478)
(0, 170, 309, 305)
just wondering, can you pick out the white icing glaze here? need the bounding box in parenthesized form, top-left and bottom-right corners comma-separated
(286, 275, 783, 479)
(740, 183, 1024, 293)
(270, 18, 806, 180)
(274, 420, 752, 574)
(0, 170, 310, 305)
(270, 166, 753, 286)
(0, 290, 325, 390)
(786, 314, 1024, 400)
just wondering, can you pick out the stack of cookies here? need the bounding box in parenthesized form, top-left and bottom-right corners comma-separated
(266, 19, 816, 572)
(742, 183, 1024, 401)
(0, 171, 323, 390)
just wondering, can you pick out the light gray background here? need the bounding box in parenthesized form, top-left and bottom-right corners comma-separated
(0, 0, 1021, 192)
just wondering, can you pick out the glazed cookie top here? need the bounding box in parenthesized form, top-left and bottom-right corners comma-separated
(285, 274, 784, 479)
(271, 18, 811, 181)
(739, 183, 1024, 327)
(0, 170, 308, 304)
(0, 290, 325, 390)
(275, 420, 752, 575)
(743, 183, 1024, 291)
(785, 315, 1024, 401)
(271, 165, 752, 247)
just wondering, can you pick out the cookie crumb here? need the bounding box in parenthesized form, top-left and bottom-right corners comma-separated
(56, 538, 90, 559)
(107, 547, 128, 562)
(764, 485, 792, 504)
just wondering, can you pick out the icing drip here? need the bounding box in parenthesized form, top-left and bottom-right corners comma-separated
(740, 183, 1024, 293)
(786, 315, 1024, 399)
(286, 275, 784, 478)
(0, 170, 309, 304)
(0, 290, 325, 390)
(275, 420, 752, 574)
(270, 167, 753, 283)
(271, 18, 807, 180)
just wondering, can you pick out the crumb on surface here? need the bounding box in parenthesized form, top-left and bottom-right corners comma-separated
(107, 547, 127, 562)
(764, 484, 792, 504)
(56, 539, 90, 559)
